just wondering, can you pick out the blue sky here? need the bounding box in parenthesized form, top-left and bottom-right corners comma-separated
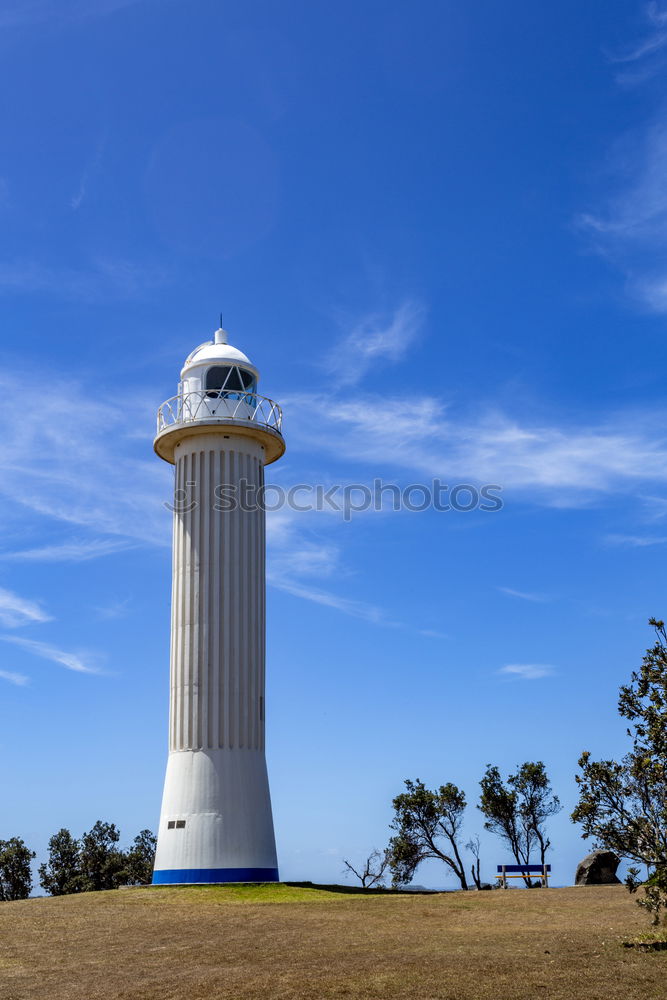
(1, 0, 667, 889)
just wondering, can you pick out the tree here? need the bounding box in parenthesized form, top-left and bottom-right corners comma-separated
(121, 830, 157, 886)
(465, 835, 483, 890)
(572, 618, 667, 926)
(39, 825, 156, 896)
(0, 837, 35, 900)
(387, 779, 469, 889)
(38, 829, 84, 897)
(479, 762, 560, 886)
(342, 849, 389, 888)
(512, 762, 561, 866)
(79, 821, 126, 891)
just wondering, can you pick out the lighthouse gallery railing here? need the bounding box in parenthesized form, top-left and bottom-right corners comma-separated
(157, 389, 283, 436)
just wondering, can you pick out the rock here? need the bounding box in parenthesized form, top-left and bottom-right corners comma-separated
(575, 850, 621, 886)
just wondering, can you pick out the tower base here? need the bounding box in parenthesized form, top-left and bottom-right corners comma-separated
(152, 748, 279, 885)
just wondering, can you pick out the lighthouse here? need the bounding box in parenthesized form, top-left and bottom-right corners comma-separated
(152, 326, 285, 885)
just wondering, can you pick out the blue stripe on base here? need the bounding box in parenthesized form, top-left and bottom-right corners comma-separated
(152, 867, 280, 885)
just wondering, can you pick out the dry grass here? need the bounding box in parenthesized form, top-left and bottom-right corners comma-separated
(0, 883, 665, 999)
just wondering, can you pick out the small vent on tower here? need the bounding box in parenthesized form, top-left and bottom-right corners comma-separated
(176, 820, 186, 829)
(167, 819, 186, 830)
(167, 821, 175, 829)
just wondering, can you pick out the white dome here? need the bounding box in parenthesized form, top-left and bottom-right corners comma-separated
(181, 329, 258, 378)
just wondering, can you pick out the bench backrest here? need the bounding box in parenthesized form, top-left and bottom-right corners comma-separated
(496, 864, 551, 873)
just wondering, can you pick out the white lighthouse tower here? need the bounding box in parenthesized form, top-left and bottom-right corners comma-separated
(152, 326, 285, 884)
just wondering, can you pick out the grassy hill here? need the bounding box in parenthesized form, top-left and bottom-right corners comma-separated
(0, 883, 664, 999)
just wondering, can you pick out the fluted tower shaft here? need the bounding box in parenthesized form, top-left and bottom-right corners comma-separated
(169, 435, 266, 754)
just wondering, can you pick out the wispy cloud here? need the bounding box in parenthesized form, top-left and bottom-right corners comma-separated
(499, 663, 555, 680)
(93, 597, 131, 620)
(0, 370, 170, 550)
(613, 31, 667, 66)
(265, 512, 446, 632)
(0, 636, 101, 674)
(285, 391, 667, 501)
(601, 5, 667, 87)
(4, 538, 136, 562)
(607, 3, 667, 65)
(498, 587, 549, 603)
(70, 135, 106, 211)
(579, 121, 667, 245)
(605, 532, 667, 547)
(639, 494, 667, 520)
(0, 0, 152, 30)
(325, 300, 424, 386)
(268, 539, 339, 580)
(0, 587, 51, 627)
(268, 573, 392, 625)
(0, 1, 48, 28)
(70, 172, 88, 211)
(0, 257, 168, 302)
(648, 1, 667, 27)
(265, 383, 667, 622)
(266, 514, 393, 624)
(580, 7, 667, 307)
(0, 668, 29, 686)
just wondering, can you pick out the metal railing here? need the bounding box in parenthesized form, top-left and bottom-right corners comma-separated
(157, 389, 283, 436)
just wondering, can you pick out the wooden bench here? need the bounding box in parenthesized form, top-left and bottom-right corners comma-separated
(497, 863, 551, 888)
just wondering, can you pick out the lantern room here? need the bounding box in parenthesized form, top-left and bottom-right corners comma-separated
(180, 327, 259, 399)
